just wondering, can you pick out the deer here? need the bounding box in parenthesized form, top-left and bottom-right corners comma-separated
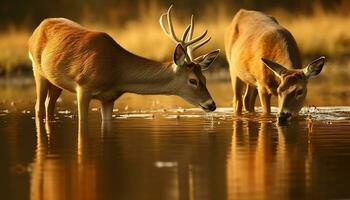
(28, 5, 220, 129)
(225, 9, 325, 123)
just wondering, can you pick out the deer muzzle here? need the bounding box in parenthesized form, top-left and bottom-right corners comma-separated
(200, 100, 216, 112)
(278, 112, 292, 124)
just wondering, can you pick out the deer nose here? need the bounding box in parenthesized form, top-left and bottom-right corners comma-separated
(207, 102, 216, 112)
(200, 100, 216, 112)
(278, 112, 292, 123)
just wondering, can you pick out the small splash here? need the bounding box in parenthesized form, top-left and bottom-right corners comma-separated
(167, 107, 185, 113)
(301, 106, 350, 121)
(154, 161, 178, 168)
(214, 107, 233, 113)
(165, 115, 180, 119)
(58, 110, 71, 114)
(176, 114, 202, 118)
(117, 113, 154, 119)
(158, 108, 167, 112)
(10, 164, 32, 175)
(1, 109, 9, 113)
(91, 107, 99, 112)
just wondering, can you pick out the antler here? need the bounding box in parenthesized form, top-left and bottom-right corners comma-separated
(159, 5, 211, 62)
(185, 15, 212, 60)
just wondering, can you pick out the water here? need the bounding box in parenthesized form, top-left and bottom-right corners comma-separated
(0, 80, 350, 200)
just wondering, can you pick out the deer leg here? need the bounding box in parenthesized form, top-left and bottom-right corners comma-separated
(45, 84, 62, 121)
(33, 71, 49, 120)
(257, 87, 271, 114)
(231, 74, 244, 114)
(244, 85, 258, 112)
(76, 87, 91, 131)
(101, 100, 114, 121)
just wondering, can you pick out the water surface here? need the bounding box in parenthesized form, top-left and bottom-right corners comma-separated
(0, 80, 350, 200)
(1, 106, 350, 200)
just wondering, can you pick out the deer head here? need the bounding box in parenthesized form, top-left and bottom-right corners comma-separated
(261, 56, 325, 121)
(160, 5, 220, 112)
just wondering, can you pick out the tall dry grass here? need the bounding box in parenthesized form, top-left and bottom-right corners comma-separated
(83, 3, 229, 62)
(276, 7, 350, 60)
(0, 28, 31, 75)
(0, 3, 349, 76)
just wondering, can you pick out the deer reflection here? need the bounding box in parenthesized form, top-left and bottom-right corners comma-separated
(31, 118, 96, 200)
(30, 115, 314, 199)
(227, 118, 311, 199)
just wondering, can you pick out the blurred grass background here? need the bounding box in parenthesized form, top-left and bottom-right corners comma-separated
(0, 0, 350, 77)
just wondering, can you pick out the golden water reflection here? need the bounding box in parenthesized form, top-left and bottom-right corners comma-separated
(17, 113, 350, 200)
(227, 120, 311, 199)
(32, 119, 97, 200)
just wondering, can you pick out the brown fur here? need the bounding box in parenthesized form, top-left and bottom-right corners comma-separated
(225, 9, 311, 115)
(29, 18, 217, 130)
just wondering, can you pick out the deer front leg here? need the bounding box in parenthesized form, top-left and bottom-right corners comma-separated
(244, 84, 258, 112)
(76, 87, 91, 132)
(101, 100, 114, 121)
(45, 84, 62, 121)
(231, 75, 244, 114)
(257, 87, 271, 114)
(33, 71, 49, 120)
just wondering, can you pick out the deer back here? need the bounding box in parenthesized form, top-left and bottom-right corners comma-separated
(225, 9, 302, 92)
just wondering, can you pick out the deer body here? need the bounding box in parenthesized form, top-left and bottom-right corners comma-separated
(225, 9, 325, 122)
(29, 7, 219, 129)
(226, 10, 301, 93)
(29, 18, 176, 98)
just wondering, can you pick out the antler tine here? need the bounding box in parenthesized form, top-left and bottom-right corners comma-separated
(166, 5, 181, 43)
(159, 5, 181, 43)
(184, 15, 195, 60)
(181, 24, 191, 42)
(188, 15, 194, 41)
(185, 29, 208, 47)
(192, 36, 211, 52)
(184, 15, 209, 60)
(160, 5, 212, 62)
(159, 13, 170, 34)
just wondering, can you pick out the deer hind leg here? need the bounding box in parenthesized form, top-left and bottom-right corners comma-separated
(257, 87, 271, 114)
(101, 100, 114, 121)
(244, 84, 258, 112)
(33, 71, 49, 120)
(231, 74, 244, 114)
(45, 84, 62, 121)
(76, 86, 91, 131)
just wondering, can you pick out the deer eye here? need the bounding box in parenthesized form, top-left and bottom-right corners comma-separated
(296, 89, 303, 96)
(189, 79, 198, 86)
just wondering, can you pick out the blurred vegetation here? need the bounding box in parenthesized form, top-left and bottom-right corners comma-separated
(1, 0, 348, 28)
(0, 0, 350, 76)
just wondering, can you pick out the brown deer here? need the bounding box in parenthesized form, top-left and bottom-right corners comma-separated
(28, 5, 220, 128)
(225, 9, 325, 122)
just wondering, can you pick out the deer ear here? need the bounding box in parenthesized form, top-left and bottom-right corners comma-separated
(173, 44, 187, 66)
(195, 49, 220, 71)
(303, 56, 325, 79)
(261, 58, 288, 78)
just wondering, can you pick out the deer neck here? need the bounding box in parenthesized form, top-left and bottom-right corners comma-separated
(120, 57, 178, 95)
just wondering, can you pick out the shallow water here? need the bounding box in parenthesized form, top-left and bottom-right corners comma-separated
(0, 106, 350, 200)
(0, 80, 350, 200)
